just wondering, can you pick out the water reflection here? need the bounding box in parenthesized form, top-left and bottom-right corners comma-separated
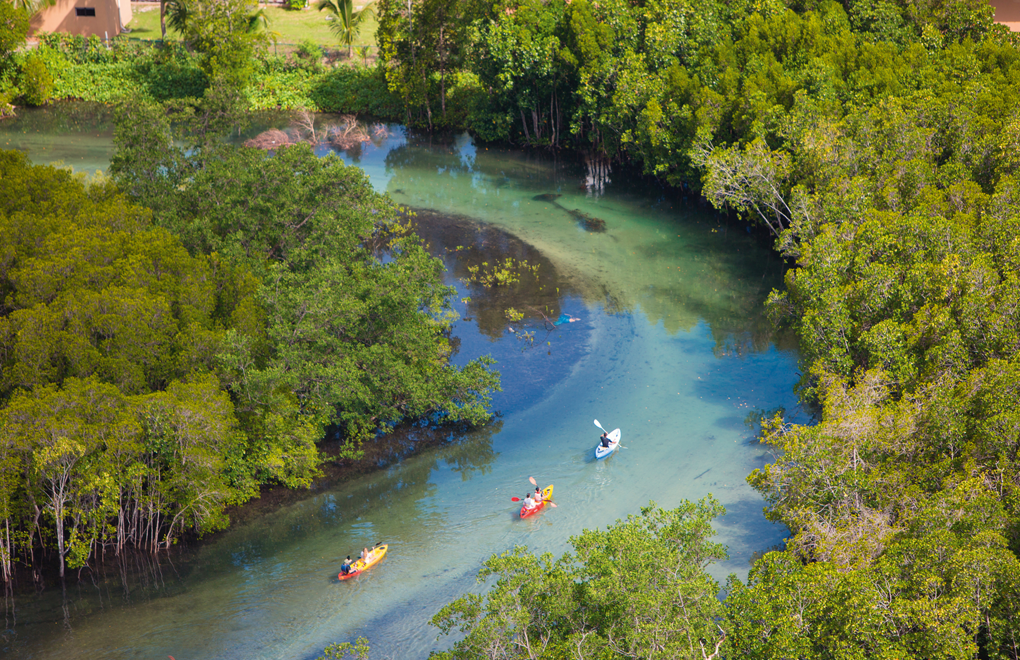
(2, 104, 804, 660)
(410, 208, 577, 340)
(377, 128, 788, 351)
(3, 421, 501, 658)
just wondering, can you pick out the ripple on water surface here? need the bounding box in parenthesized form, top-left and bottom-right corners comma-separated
(2, 107, 803, 660)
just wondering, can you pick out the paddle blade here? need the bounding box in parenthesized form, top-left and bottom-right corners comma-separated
(529, 476, 538, 486)
(549, 502, 557, 508)
(594, 419, 607, 433)
(511, 497, 521, 502)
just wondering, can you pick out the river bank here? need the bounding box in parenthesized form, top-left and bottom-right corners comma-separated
(1, 106, 803, 659)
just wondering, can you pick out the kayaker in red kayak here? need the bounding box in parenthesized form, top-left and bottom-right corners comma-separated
(523, 493, 537, 510)
(533, 487, 544, 503)
(340, 556, 353, 575)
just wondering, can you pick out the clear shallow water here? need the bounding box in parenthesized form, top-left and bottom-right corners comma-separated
(1, 108, 803, 659)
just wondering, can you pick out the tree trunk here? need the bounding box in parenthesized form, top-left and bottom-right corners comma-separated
(55, 503, 66, 579)
(439, 25, 446, 117)
(160, 0, 167, 40)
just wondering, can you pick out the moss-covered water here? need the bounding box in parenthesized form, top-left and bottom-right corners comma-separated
(0, 109, 803, 659)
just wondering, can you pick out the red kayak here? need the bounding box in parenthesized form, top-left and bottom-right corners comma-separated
(520, 485, 554, 518)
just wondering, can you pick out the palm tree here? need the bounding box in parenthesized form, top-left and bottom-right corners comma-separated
(354, 44, 371, 66)
(247, 6, 282, 53)
(9, 0, 56, 16)
(315, 0, 375, 59)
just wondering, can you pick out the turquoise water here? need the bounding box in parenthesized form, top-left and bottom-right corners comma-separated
(0, 109, 802, 659)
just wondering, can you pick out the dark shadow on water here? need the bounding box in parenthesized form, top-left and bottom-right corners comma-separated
(0, 421, 501, 652)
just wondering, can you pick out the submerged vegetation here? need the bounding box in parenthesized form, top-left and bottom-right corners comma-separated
(0, 85, 499, 580)
(4, 0, 1020, 654)
(369, 0, 1020, 656)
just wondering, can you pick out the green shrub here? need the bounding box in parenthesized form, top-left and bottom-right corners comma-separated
(0, 88, 15, 119)
(0, 2, 29, 58)
(308, 64, 401, 118)
(19, 54, 53, 106)
(295, 39, 323, 63)
(285, 0, 307, 9)
(39, 32, 113, 64)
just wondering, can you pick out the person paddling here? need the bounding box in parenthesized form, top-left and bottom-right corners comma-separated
(340, 556, 353, 575)
(523, 493, 536, 509)
(533, 486, 543, 503)
(600, 432, 611, 448)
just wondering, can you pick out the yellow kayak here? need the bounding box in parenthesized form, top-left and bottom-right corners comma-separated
(338, 544, 388, 580)
(520, 485, 554, 518)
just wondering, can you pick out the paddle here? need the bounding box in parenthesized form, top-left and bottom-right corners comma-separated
(594, 419, 621, 449)
(527, 477, 557, 507)
(512, 496, 558, 507)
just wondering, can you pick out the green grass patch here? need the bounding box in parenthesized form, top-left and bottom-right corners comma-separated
(125, 3, 378, 53)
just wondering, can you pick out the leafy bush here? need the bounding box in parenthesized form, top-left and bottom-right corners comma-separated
(19, 54, 53, 106)
(39, 33, 113, 64)
(308, 64, 401, 118)
(0, 2, 29, 59)
(286, 0, 307, 9)
(295, 39, 323, 61)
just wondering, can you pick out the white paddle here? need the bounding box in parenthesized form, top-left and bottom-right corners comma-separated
(594, 419, 626, 449)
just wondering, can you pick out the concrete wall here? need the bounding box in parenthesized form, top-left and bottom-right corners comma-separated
(30, 0, 132, 38)
(990, 0, 1020, 31)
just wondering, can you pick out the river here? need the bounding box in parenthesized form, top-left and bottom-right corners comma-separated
(0, 105, 803, 659)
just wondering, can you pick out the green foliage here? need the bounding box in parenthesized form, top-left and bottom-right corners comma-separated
(727, 482, 1020, 659)
(0, 2, 29, 59)
(295, 38, 324, 64)
(376, 0, 478, 128)
(31, 39, 208, 104)
(111, 114, 500, 457)
(0, 151, 271, 579)
(306, 63, 402, 116)
(18, 54, 52, 106)
(464, 258, 539, 288)
(432, 498, 728, 659)
(380, 1, 1020, 657)
(164, 0, 267, 86)
(318, 637, 371, 660)
(316, 0, 375, 58)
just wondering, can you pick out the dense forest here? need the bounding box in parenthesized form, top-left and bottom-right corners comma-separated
(4, 0, 1020, 655)
(366, 0, 1020, 657)
(0, 92, 499, 580)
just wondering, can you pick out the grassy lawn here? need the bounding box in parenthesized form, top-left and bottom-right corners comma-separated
(126, 2, 379, 52)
